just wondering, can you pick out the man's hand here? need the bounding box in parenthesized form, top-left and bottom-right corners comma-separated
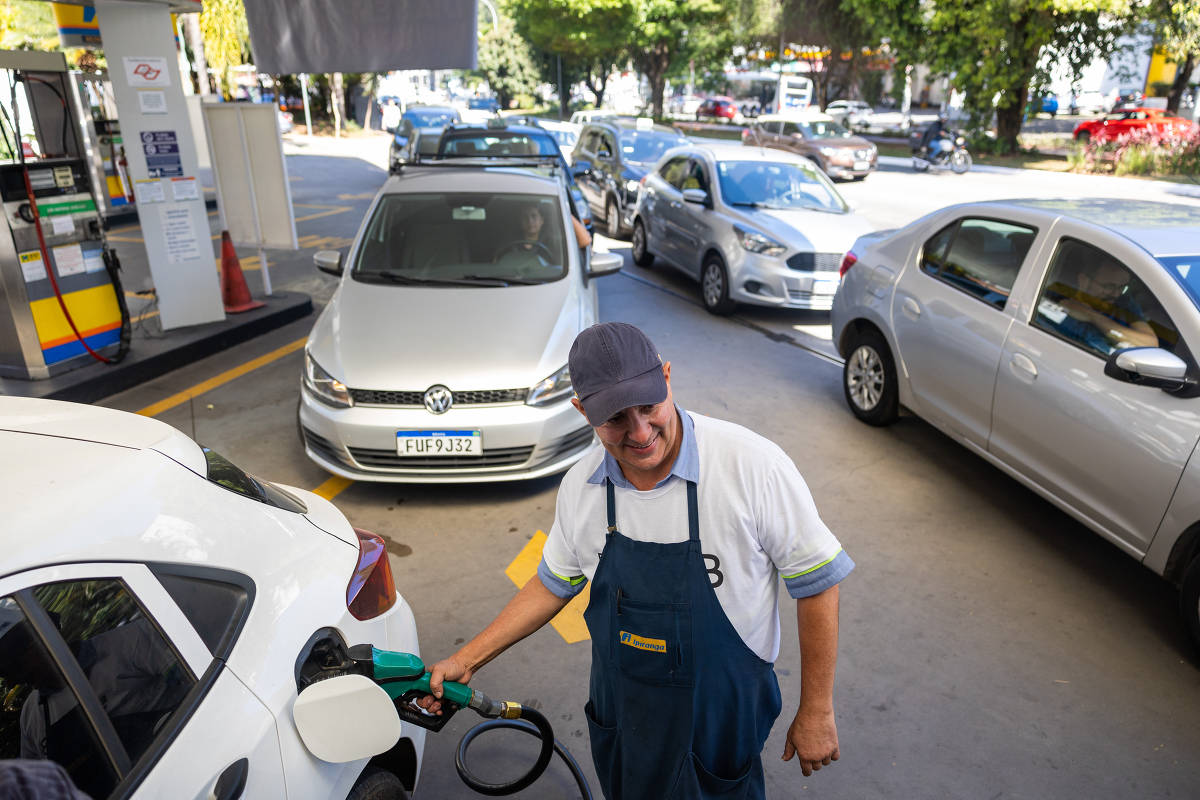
(782, 706, 840, 776)
(415, 655, 474, 715)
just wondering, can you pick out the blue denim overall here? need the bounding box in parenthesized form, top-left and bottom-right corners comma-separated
(582, 479, 783, 800)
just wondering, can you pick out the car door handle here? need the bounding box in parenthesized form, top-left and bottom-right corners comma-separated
(901, 297, 921, 318)
(211, 758, 249, 800)
(1009, 352, 1038, 381)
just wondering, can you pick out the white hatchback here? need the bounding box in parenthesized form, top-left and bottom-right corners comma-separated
(0, 397, 425, 798)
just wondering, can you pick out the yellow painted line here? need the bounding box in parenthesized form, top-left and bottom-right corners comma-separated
(506, 530, 591, 644)
(107, 235, 144, 243)
(136, 337, 307, 417)
(294, 204, 352, 223)
(311, 475, 353, 500)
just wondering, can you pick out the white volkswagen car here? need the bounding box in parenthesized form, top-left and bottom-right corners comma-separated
(0, 397, 425, 798)
(632, 143, 874, 314)
(300, 160, 620, 483)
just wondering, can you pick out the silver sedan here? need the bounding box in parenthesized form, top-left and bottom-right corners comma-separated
(631, 143, 874, 314)
(831, 198, 1200, 645)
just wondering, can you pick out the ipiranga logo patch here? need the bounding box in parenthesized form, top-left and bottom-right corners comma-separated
(619, 630, 667, 653)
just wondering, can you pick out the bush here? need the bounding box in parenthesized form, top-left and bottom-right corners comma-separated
(1073, 125, 1200, 178)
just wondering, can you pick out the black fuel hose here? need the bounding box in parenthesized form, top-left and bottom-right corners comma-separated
(455, 708, 593, 798)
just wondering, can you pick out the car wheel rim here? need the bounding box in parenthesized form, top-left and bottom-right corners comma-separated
(632, 223, 645, 259)
(607, 202, 619, 237)
(703, 264, 723, 307)
(847, 345, 885, 410)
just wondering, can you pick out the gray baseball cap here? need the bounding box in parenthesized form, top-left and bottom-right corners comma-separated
(569, 322, 667, 426)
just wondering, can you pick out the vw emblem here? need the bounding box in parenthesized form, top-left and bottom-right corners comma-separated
(423, 385, 453, 414)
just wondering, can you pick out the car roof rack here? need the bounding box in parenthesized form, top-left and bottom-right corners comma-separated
(396, 153, 562, 173)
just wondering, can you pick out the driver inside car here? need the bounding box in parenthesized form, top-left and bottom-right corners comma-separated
(494, 200, 590, 266)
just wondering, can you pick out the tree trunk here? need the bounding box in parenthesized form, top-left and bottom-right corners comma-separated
(331, 73, 345, 138)
(995, 91, 1026, 154)
(641, 44, 671, 118)
(585, 67, 608, 110)
(1167, 53, 1195, 114)
(363, 74, 377, 131)
(183, 15, 211, 95)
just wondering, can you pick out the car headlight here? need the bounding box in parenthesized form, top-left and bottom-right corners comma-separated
(624, 179, 641, 195)
(527, 364, 573, 407)
(819, 145, 838, 157)
(304, 351, 353, 408)
(734, 225, 787, 257)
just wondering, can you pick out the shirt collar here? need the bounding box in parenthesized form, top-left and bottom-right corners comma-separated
(587, 404, 698, 489)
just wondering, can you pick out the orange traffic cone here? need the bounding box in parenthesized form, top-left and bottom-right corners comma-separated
(219, 230, 265, 313)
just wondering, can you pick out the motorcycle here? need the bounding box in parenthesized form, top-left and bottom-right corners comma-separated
(910, 129, 972, 174)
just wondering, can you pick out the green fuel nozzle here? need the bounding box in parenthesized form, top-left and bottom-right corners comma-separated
(347, 645, 521, 733)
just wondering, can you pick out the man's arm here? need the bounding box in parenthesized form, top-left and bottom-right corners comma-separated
(781, 584, 841, 777)
(421, 578, 570, 711)
(1062, 299, 1158, 349)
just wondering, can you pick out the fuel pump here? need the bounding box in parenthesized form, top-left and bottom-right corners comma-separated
(0, 49, 129, 380)
(72, 69, 135, 218)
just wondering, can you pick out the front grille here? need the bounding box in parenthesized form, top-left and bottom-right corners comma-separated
(545, 426, 595, 460)
(786, 252, 842, 272)
(347, 444, 535, 470)
(302, 427, 349, 466)
(350, 388, 528, 406)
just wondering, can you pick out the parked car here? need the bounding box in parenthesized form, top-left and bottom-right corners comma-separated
(570, 117, 689, 238)
(1027, 94, 1058, 117)
(300, 161, 622, 483)
(389, 105, 461, 171)
(1068, 90, 1108, 115)
(831, 198, 1200, 646)
(1072, 107, 1196, 144)
(632, 143, 873, 314)
(824, 99, 874, 130)
(568, 109, 618, 127)
(669, 93, 704, 116)
(0, 397, 425, 797)
(695, 96, 742, 124)
(537, 119, 582, 164)
(468, 96, 500, 113)
(742, 111, 878, 181)
(435, 120, 592, 232)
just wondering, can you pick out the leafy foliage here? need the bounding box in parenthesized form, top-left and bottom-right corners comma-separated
(199, 0, 250, 99)
(474, 15, 541, 109)
(631, 0, 734, 116)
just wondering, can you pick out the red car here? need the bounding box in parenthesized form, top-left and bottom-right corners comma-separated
(1073, 107, 1196, 144)
(696, 96, 741, 124)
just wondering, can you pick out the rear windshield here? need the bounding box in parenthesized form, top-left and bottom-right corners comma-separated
(353, 192, 568, 286)
(407, 109, 458, 127)
(619, 130, 687, 165)
(1158, 255, 1200, 310)
(439, 131, 559, 157)
(203, 448, 306, 512)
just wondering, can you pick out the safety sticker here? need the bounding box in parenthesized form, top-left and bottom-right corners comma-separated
(619, 631, 667, 654)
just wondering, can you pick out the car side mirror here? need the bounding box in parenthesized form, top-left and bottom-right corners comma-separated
(293, 674, 401, 763)
(682, 188, 710, 207)
(314, 250, 344, 276)
(571, 161, 590, 178)
(1104, 347, 1194, 391)
(589, 250, 622, 278)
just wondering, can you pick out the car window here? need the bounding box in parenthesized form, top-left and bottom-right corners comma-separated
(921, 218, 1035, 310)
(1158, 254, 1200, 311)
(617, 130, 686, 165)
(598, 132, 616, 159)
(682, 160, 710, 193)
(0, 597, 120, 798)
(580, 130, 600, 154)
(1033, 238, 1178, 358)
(406, 109, 459, 127)
(780, 121, 802, 136)
(202, 447, 306, 512)
(715, 159, 847, 213)
(659, 156, 689, 189)
(353, 192, 568, 285)
(440, 131, 557, 157)
(797, 119, 853, 139)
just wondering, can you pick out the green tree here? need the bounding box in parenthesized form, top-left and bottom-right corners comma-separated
(0, 0, 59, 51)
(508, 0, 636, 115)
(199, 0, 250, 99)
(474, 15, 540, 109)
(633, 0, 733, 117)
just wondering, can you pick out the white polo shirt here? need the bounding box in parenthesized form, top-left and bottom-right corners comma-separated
(538, 409, 852, 663)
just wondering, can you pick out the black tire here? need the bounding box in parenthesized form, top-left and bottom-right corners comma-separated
(842, 328, 899, 426)
(1182, 554, 1200, 650)
(605, 197, 622, 239)
(346, 767, 408, 800)
(700, 255, 735, 315)
(631, 218, 654, 267)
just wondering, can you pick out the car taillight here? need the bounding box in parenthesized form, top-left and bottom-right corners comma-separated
(839, 251, 858, 277)
(347, 527, 397, 620)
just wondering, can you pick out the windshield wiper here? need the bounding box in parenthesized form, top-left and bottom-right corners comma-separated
(356, 271, 507, 287)
(728, 200, 771, 208)
(460, 274, 544, 285)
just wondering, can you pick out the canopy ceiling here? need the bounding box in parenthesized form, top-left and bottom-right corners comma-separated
(243, 0, 478, 75)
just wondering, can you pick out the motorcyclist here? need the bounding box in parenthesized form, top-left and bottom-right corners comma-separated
(918, 111, 949, 158)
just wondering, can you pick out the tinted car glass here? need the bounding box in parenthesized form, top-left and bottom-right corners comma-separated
(32, 579, 196, 766)
(406, 109, 458, 127)
(440, 131, 558, 157)
(0, 596, 119, 798)
(618, 130, 686, 165)
(203, 448, 307, 512)
(354, 192, 568, 285)
(922, 218, 1035, 309)
(715, 160, 847, 213)
(682, 160, 709, 192)
(1159, 255, 1200, 310)
(1034, 238, 1179, 358)
(795, 120, 853, 139)
(659, 156, 689, 189)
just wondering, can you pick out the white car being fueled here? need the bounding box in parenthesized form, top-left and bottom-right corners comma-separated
(300, 159, 620, 483)
(0, 397, 424, 799)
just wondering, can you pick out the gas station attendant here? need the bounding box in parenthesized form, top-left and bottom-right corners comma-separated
(425, 322, 853, 799)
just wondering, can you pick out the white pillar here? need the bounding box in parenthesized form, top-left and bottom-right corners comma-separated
(96, 0, 224, 329)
